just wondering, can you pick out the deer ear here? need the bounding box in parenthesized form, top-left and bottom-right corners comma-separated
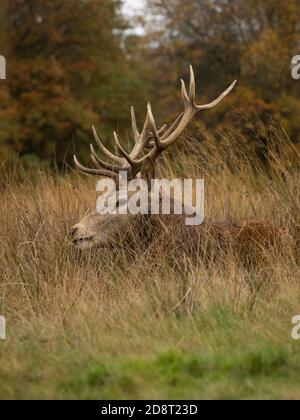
(140, 157, 156, 189)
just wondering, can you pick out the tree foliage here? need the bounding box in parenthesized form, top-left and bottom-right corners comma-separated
(0, 0, 300, 167)
(147, 0, 300, 143)
(0, 0, 150, 165)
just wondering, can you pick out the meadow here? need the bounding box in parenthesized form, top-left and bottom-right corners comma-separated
(0, 129, 299, 400)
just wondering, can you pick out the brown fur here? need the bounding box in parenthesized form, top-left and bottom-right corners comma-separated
(70, 191, 284, 265)
(123, 213, 283, 265)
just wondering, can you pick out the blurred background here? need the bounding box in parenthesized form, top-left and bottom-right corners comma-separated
(0, 0, 299, 170)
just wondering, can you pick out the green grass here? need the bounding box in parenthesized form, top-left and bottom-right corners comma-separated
(1, 307, 300, 400)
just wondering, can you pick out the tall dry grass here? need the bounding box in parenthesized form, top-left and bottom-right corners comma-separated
(0, 127, 299, 399)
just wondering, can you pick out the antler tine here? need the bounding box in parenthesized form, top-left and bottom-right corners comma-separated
(161, 113, 183, 141)
(73, 155, 120, 180)
(157, 124, 168, 135)
(90, 154, 104, 170)
(130, 108, 152, 160)
(90, 144, 124, 172)
(145, 123, 169, 148)
(145, 113, 185, 148)
(195, 79, 237, 110)
(181, 79, 189, 109)
(131, 106, 140, 143)
(92, 126, 124, 165)
(113, 132, 138, 169)
(189, 65, 196, 104)
(131, 105, 164, 149)
(147, 103, 164, 151)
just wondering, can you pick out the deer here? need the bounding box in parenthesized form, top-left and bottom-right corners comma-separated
(69, 66, 282, 263)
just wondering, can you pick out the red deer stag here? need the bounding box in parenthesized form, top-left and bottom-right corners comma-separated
(70, 66, 281, 262)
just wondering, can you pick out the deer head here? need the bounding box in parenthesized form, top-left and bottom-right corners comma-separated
(69, 66, 236, 249)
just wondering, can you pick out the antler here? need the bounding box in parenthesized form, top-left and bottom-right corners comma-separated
(74, 65, 237, 178)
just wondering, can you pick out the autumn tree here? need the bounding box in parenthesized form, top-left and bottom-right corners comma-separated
(147, 0, 300, 143)
(0, 0, 150, 166)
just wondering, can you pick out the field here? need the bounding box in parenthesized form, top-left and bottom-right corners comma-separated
(0, 132, 300, 400)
